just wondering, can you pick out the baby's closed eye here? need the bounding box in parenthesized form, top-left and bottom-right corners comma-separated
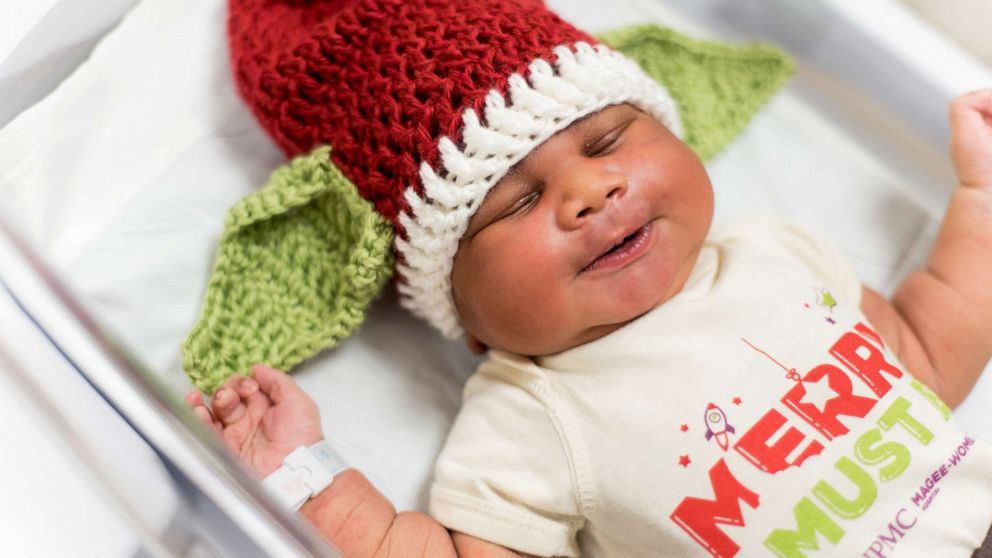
(500, 187, 542, 219)
(583, 122, 630, 157)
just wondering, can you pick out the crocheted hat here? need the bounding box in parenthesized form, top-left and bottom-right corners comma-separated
(183, 0, 793, 392)
(227, 0, 684, 338)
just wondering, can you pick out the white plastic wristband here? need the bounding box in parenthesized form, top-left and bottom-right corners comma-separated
(262, 440, 349, 512)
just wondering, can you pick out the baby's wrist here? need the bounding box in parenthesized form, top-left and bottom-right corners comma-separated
(263, 440, 349, 511)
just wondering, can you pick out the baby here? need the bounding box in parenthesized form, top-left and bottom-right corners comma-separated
(185, 0, 992, 556)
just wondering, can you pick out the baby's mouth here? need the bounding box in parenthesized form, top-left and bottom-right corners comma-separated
(581, 222, 654, 273)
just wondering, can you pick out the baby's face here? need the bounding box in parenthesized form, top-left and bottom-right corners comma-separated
(450, 104, 714, 355)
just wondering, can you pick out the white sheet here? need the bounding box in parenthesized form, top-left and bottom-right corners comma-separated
(0, 0, 139, 127)
(1, 0, 990, 512)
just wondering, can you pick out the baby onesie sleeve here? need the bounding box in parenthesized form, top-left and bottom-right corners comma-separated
(429, 353, 585, 557)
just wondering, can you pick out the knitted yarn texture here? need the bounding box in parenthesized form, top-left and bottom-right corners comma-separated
(600, 25, 795, 162)
(228, 0, 596, 222)
(183, 147, 394, 393)
(227, 0, 684, 338)
(182, 22, 794, 393)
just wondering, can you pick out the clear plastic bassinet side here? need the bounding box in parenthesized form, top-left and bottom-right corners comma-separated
(0, 216, 342, 558)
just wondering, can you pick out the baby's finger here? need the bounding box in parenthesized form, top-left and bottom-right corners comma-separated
(218, 374, 250, 395)
(215, 375, 260, 413)
(956, 89, 992, 113)
(251, 364, 303, 405)
(235, 376, 259, 398)
(186, 390, 223, 433)
(240, 378, 272, 424)
(185, 389, 201, 407)
(211, 387, 248, 426)
(951, 90, 992, 131)
(192, 405, 223, 437)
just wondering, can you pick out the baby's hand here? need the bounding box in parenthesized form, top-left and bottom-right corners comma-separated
(950, 89, 992, 189)
(185, 364, 324, 478)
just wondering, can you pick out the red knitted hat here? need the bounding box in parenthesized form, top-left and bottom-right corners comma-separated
(227, 0, 682, 337)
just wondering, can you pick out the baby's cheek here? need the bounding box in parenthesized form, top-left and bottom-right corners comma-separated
(461, 220, 579, 345)
(511, 258, 575, 328)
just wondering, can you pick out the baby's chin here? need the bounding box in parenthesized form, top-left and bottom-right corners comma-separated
(476, 316, 643, 357)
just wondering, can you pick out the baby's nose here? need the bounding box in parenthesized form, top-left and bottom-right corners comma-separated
(556, 169, 627, 230)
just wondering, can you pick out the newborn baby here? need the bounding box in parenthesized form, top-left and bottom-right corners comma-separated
(188, 88, 992, 557)
(180, 0, 992, 555)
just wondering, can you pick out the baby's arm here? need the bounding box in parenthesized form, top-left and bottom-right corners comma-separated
(186, 365, 529, 558)
(861, 90, 992, 408)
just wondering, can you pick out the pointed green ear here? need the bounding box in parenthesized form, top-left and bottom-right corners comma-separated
(601, 24, 795, 162)
(182, 147, 394, 394)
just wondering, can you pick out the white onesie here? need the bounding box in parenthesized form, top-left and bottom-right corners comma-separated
(429, 220, 992, 557)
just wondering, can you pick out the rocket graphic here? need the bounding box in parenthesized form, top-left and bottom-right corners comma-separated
(704, 403, 736, 451)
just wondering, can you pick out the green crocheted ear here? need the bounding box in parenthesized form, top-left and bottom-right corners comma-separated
(602, 24, 794, 162)
(182, 146, 394, 393)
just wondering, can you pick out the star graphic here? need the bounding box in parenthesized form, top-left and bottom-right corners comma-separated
(732, 396, 742, 405)
(679, 455, 691, 468)
(800, 378, 837, 412)
(680, 424, 689, 432)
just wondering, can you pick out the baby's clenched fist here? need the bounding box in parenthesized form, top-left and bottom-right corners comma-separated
(950, 89, 992, 189)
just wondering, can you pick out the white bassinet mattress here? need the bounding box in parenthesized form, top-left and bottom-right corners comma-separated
(1, 0, 990, 512)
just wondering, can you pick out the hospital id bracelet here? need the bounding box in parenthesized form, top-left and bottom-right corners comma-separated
(262, 440, 349, 512)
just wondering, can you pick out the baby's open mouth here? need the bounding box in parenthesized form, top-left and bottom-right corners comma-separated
(582, 222, 654, 273)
